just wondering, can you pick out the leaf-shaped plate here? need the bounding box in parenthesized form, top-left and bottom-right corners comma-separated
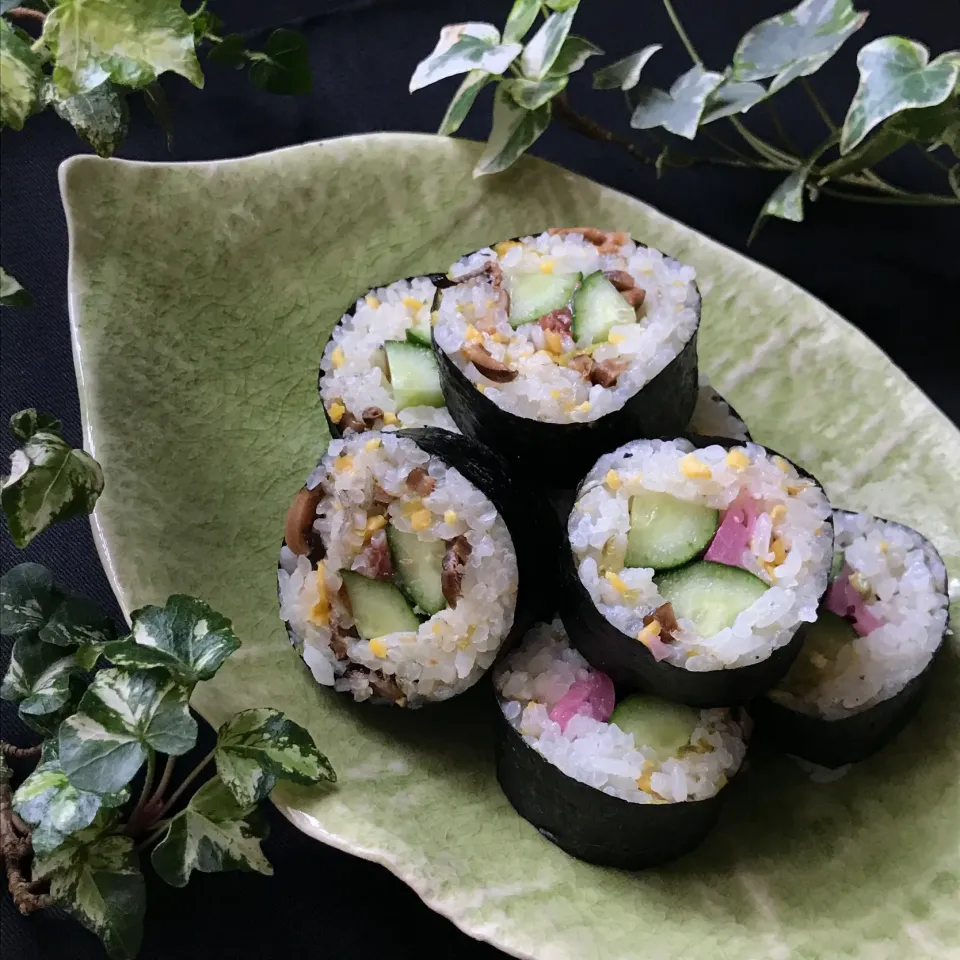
(60, 135, 958, 960)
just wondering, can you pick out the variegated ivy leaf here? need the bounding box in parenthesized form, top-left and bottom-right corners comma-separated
(0, 266, 33, 307)
(40, 593, 116, 648)
(0, 19, 43, 131)
(474, 86, 551, 177)
(14, 741, 129, 856)
(2, 633, 73, 705)
(43, 80, 130, 159)
(749, 158, 820, 243)
(547, 36, 603, 78)
(40, 0, 204, 97)
(34, 822, 145, 960)
(629, 66, 725, 140)
(502, 0, 540, 46)
(1, 420, 104, 548)
(593, 44, 662, 91)
(520, 2, 578, 80)
(438, 70, 490, 136)
(1, 562, 57, 637)
(216, 707, 335, 807)
(10, 410, 62, 442)
(733, 0, 867, 94)
(701, 79, 767, 124)
(151, 776, 272, 887)
(950, 165, 960, 198)
(840, 39, 960, 154)
(248, 28, 312, 96)
(60, 668, 197, 793)
(104, 594, 240, 687)
(545, 0, 578, 9)
(503, 76, 568, 111)
(410, 23, 521, 92)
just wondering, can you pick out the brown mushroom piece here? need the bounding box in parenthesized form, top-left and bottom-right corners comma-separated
(567, 354, 595, 379)
(284, 486, 323, 557)
(461, 343, 518, 383)
(337, 410, 365, 433)
(352, 529, 394, 580)
(405, 466, 436, 496)
(621, 287, 646, 309)
(441, 536, 472, 608)
(361, 406, 384, 427)
(603, 270, 635, 292)
(590, 359, 629, 389)
(538, 307, 573, 335)
(643, 602, 680, 641)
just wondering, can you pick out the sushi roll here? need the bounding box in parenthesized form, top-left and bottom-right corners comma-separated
(432, 228, 700, 484)
(755, 510, 949, 767)
(277, 428, 553, 706)
(562, 437, 834, 706)
(494, 621, 747, 868)
(318, 275, 458, 436)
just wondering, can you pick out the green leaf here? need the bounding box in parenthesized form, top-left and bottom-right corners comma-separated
(14, 741, 128, 856)
(1, 633, 71, 704)
(437, 69, 489, 136)
(886, 97, 960, 145)
(750, 159, 818, 243)
(592, 44, 661, 91)
(103, 594, 240, 686)
(520, 3, 578, 80)
(0, 18, 43, 130)
(18, 650, 85, 718)
(150, 776, 272, 887)
(629, 66, 725, 140)
(819, 125, 909, 178)
(546, 36, 603, 78)
(502, 75, 567, 110)
(410, 23, 521, 92)
(40, 0, 204, 97)
(143, 81, 173, 149)
(1, 427, 104, 548)
(207, 34, 247, 69)
(1, 562, 57, 637)
(59, 668, 197, 793)
(732, 0, 867, 94)
(40, 593, 116, 648)
(701, 79, 767, 124)
(502, 0, 540, 46)
(545, 0, 578, 10)
(474, 85, 551, 176)
(950, 165, 960, 197)
(44, 80, 130, 158)
(34, 826, 145, 960)
(191, 6, 223, 42)
(10, 409, 62, 442)
(249, 28, 312, 96)
(0, 266, 33, 307)
(840, 39, 960, 154)
(216, 707, 335, 807)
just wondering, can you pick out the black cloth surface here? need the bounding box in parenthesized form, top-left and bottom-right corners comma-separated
(1, 2, 957, 958)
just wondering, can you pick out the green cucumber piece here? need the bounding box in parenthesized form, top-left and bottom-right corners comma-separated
(655, 561, 769, 638)
(778, 610, 857, 696)
(384, 339, 444, 410)
(340, 571, 420, 639)
(406, 315, 433, 347)
(829, 550, 845, 583)
(387, 524, 447, 615)
(625, 491, 719, 571)
(572, 270, 638, 344)
(507, 272, 581, 327)
(610, 695, 701, 760)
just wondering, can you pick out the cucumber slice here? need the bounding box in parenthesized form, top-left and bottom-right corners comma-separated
(778, 610, 857, 696)
(507, 272, 581, 327)
(829, 550, 845, 583)
(406, 315, 432, 347)
(340, 571, 420, 639)
(384, 340, 444, 410)
(655, 561, 769, 638)
(625, 491, 719, 570)
(610, 695, 701, 760)
(386, 524, 447, 615)
(572, 270, 638, 344)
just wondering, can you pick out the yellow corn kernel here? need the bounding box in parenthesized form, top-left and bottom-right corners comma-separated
(309, 562, 330, 625)
(430, 310, 439, 327)
(680, 454, 712, 479)
(334, 455, 354, 472)
(550, 389, 562, 400)
(539, 257, 555, 274)
(786, 483, 809, 496)
(763, 561, 778, 579)
(410, 508, 432, 531)
(328, 402, 345, 424)
(491, 332, 510, 343)
(607, 331, 625, 345)
(544, 330, 563, 354)
(637, 620, 662, 646)
(773, 455, 790, 473)
(604, 571, 629, 594)
(879, 540, 889, 553)
(725, 449, 749, 470)
(368, 638, 388, 658)
(769, 504, 787, 522)
(465, 324, 483, 344)
(365, 295, 380, 309)
(636, 765, 657, 795)
(331, 346, 345, 369)
(494, 240, 520, 257)
(382, 411, 398, 425)
(365, 514, 387, 535)
(402, 296, 423, 310)
(770, 536, 787, 565)
(576, 401, 592, 413)
(444, 510, 457, 525)
(605, 469, 621, 491)
(365, 437, 381, 451)
(476, 383, 486, 393)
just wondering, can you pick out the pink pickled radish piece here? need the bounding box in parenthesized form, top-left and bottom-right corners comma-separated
(645, 634, 674, 662)
(825, 566, 884, 636)
(704, 490, 758, 566)
(548, 671, 616, 732)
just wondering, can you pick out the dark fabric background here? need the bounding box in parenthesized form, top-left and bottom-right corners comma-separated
(1, 2, 957, 958)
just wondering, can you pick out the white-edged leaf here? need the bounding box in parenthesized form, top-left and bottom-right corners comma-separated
(40, 592, 116, 648)
(502, 0, 540, 45)
(0, 266, 34, 307)
(520, 2, 579, 80)
(474, 86, 551, 176)
(701, 79, 767, 124)
(40, 0, 204, 97)
(437, 69, 490, 136)
(410, 23, 520, 92)
(44, 80, 130, 158)
(150, 776, 272, 887)
(750, 159, 818, 243)
(216, 707, 335, 807)
(629, 65, 724, 139)
(13, 645, 85, 718)
(14, 741, 128, 856)
(1, 562, 57, 638)
(10, 410, 61, 442)
(733, 0, 867, 94)
(103, 594, 240, 686)
(1, 634, 73, 705)
(840, 38, 960, 153)
(592, 44, 661, 91)
(503, 75, 567, 110)
(547, 36, 603, 78)
(59, 668, 197, 793)
(0, 18, 43, 131)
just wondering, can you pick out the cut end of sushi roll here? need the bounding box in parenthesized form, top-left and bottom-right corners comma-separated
(493, 620, 747, 868)
(562, 437, 834, 705)
(277, 430, 519, 707)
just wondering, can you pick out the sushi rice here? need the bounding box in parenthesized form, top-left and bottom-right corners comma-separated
(495, 621, 746, 803)
(569, 438, 833, 670)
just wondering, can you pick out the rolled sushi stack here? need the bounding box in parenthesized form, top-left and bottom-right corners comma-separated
(280, 226, 950, 868)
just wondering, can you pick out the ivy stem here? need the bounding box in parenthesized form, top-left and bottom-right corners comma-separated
(553, 92, 654, 164)
(801, 78, 837, 133)
(134, 819, 172, 854)
(155, 748, 216, 820)
(150, 756, 176, 808)
(661, 0, 703, 67)
(0, 743, 42, 761)
(818, 186, 960, 206)
(127, 750, 156, 830)
(7, 7, 46, 23)
(766, 100, 799, 154)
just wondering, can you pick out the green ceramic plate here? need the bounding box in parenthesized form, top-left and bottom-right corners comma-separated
(61, 134, 958, 960)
